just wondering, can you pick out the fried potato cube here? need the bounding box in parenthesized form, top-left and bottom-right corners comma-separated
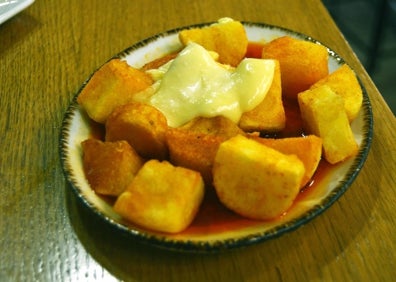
(239, 60, 286, 132)
(310, 64, 363, 122)
(298, 85, 358, 164)
(140, 52, 179, 71)
(113, 160, 205, 233)
(181, 116, 245, 139)
(251, 135, 322, 188)
(81, 139, 143, 196)
(105, 102, 168, 160)
(179, 18, 248, 66)
(261, 36, 329, 99)
(77, 59, 153, 123)
(213, 135, 305, 220)
(166, 128, 225, 185)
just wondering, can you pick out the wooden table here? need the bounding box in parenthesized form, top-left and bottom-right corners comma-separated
(1, 0, 395, 281)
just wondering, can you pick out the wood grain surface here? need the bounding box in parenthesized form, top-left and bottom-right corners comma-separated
(1, 0, 395, 281)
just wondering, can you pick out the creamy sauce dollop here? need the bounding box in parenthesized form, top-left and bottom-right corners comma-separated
(145, 42, 275, 127)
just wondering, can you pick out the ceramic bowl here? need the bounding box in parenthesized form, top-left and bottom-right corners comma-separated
(60, 22, 373, 252)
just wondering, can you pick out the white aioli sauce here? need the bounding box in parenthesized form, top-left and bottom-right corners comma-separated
(146, 42, 275, 127)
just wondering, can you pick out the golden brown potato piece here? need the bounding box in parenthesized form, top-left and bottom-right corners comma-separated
(261, 36, 329, 99)
(310, 64, 363, 122)
(298, 85, 358, 164)
(105, 102, 168, 160)
(166, 128, 226, 185)
(140, 52, 179, 71)
(239, 60, 286, 132)
(77, 59, 153, 123)
(113, 160, 205, 233)
(81, 139, 143, 196)
(181, 116, 245, 139)
(213, 135, 305, 220)
(179, 18, 248, 66)
(251, 135, 322, 188)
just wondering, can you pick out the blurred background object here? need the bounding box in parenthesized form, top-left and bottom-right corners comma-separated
(323, 0, 396, 115)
